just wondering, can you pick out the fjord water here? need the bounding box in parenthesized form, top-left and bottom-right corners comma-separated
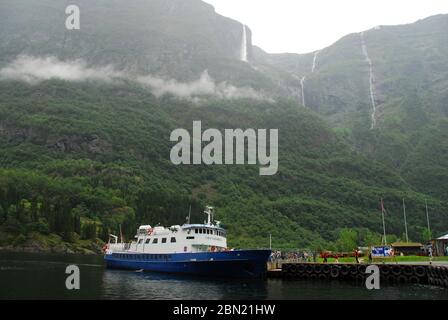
(1, 253, 447, 300)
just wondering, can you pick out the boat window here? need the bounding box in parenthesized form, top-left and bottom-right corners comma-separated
(138, 239, 143, 244)
(186, 236, 195, 240)
(195, 228, 198, 234)
(153, 238, 158, 244)
(162, 238, 167, 244)
(145, 238, 151, 244)
(171, 237, 176, 243)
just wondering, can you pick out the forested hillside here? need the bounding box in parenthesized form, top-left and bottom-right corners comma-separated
(0, 0, 447, 253)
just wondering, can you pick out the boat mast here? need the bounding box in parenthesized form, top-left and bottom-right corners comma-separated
(204, 206, 214, 226)
(402, 198, 409, 243)
(187, 204, 191, 224)
(381, 198, 387, 245)
(425, 199, 431, 240)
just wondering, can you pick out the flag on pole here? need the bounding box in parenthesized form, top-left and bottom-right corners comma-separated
(380, 198, 387, 245)
(380, 198, 386, 214)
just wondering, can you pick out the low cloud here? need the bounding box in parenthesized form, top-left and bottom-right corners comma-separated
(137, 71, 265, 100)
(0, 55, 268, 101)
(0, 55, 123, 83)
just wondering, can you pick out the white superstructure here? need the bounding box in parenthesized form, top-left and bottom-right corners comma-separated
(106, 206, 227, 254)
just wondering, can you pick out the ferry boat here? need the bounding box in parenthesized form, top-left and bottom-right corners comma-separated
(103, 206, 271, 278)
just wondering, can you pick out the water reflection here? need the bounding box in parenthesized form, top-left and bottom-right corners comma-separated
(101, 270, 269, 300)
(0, 253, 447, 300)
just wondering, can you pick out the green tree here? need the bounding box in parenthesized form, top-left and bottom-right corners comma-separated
(421, 228, 432, 242)
(335, 228, 358, 252)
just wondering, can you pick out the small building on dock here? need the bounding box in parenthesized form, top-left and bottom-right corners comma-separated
(432, 233, 448, 256)
(391, 242, 424, 256)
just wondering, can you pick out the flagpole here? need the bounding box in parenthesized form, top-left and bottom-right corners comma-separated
(381, 198, 387, 245)
(269, 233, 272, 250)
(188, 204, 192, 224)
(425, 199, 431, 239)
(403, 198, 409, 243)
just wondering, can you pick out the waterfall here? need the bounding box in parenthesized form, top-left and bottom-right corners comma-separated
(241, 24, 248, 62)
(299, 50, 319, 108)
(300, 76, 306, 107)
(311, 50, 319, 73)
(360, 32, 377, 129)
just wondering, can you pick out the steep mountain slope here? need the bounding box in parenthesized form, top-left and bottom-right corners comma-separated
(0, 0, 447, 250)
(1, 79, 446, 249)
(257, 15, 448, 128)
(0, 0, 295, 98)
(256, 14, 448, 204)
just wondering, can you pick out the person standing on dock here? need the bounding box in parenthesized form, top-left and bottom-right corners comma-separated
(428, 246, 433, 264)
(354, 249, 360, 264)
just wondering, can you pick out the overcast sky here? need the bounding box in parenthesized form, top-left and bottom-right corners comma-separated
(204, 0, 448, 54)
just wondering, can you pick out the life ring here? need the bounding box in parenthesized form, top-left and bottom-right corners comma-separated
(102, 243, 110, 253)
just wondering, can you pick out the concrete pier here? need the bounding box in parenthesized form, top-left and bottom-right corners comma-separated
(267, 262, 448, 288)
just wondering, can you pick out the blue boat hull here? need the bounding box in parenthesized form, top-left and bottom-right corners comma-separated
(104, 250, 271, 278)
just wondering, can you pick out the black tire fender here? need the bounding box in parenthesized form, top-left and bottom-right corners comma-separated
(330, 265, 340, 278)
